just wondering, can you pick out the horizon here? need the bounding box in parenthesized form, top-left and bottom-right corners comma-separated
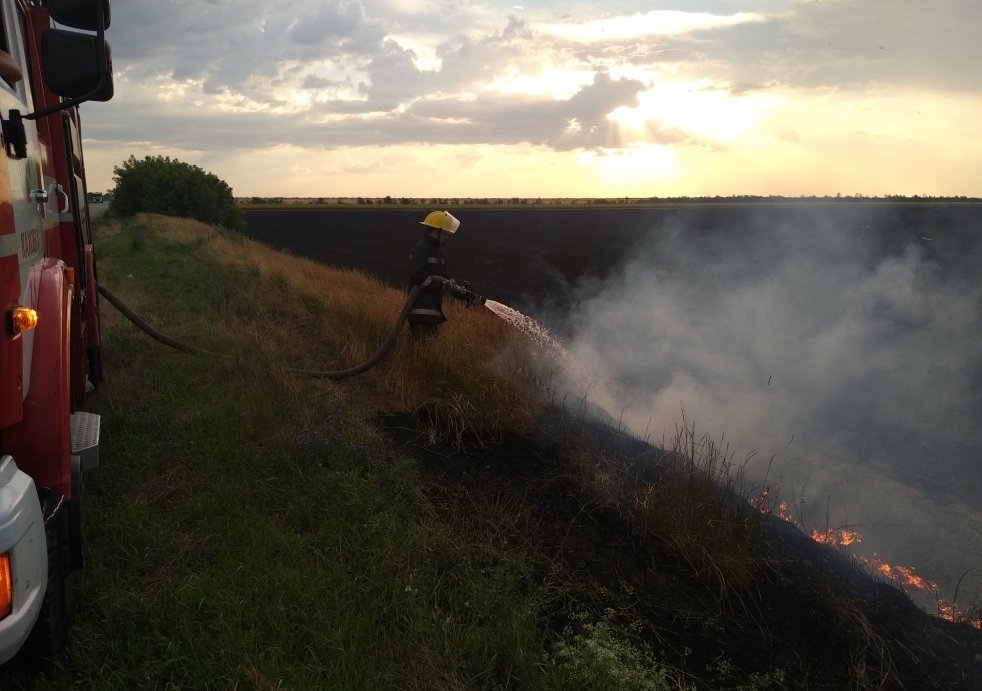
(233, 194, 982, 203)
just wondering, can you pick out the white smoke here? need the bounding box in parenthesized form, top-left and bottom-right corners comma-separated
(556, 207, 982, 602)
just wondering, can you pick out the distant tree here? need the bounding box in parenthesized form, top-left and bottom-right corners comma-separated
(110, 155, 245, 230)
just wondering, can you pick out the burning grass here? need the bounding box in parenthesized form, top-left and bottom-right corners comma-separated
(750, 483, 982, 632)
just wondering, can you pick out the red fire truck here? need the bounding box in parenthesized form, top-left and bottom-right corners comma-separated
(0, 0, 112, 663)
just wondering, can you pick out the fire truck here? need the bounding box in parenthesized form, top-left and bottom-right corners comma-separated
(0, 0, 112, 663)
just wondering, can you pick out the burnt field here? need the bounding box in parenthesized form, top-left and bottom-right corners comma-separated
(244, 202, 981, 322)
(244, 206, 658, 314)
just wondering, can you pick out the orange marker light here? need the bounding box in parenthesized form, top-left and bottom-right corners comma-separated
(0, 552, 12, 618)
(9, 307, 38, 335)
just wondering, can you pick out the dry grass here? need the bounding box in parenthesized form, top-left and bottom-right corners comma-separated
(631, 423, 768, 599)
(560, 411, 772, 604)
(385, 304, 550, 445)
(811, 581, 896, 691)
(110, 213, 550, 446)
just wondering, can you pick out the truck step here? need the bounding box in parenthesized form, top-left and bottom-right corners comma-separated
(71, 411, 100, 471)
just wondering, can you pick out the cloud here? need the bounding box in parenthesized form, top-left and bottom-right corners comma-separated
(404, 71, 647, 149)
(81, 1, 982, 196)
(288, 2, 378, 47)
(695, 0, 982, 92)
(536, 9, 765, 42)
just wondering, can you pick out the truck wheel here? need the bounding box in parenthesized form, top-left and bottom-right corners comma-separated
(25, 500, 77, 657)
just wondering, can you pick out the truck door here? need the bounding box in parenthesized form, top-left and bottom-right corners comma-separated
(0, 0, 53, 399)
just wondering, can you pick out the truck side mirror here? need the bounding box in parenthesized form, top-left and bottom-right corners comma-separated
(41, 29, 113, 101)
(46, 0, 111, 32)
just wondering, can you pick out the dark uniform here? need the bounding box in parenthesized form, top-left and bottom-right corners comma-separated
(408, 233, 447, 340)
(407, 233, 479, 340)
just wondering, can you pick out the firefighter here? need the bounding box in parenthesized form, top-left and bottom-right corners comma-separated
(408, 210, 485, 341)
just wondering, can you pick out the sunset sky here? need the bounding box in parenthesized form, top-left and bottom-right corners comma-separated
(79, 0, 982, 199)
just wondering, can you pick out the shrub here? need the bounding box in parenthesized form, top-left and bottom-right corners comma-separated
(110, 155, 244, 230)
(551, 614, 685, 690)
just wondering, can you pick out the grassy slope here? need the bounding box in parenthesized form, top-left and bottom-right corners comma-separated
(1, 214, 568, 689)
(3, 213, 978, 690)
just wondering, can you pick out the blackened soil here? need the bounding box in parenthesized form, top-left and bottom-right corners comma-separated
(243, 203, 982, 320)
(244, 206, 657, 316)
(380, 411, 982, 690)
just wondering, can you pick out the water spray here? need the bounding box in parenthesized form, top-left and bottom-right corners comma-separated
(483, 299, 626, 423)
(483, 300, 571, 360)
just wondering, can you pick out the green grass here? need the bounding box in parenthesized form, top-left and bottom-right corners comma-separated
(0, 215, 564, 689)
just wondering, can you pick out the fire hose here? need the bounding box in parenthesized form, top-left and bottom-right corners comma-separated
(97, 278, 436, 380)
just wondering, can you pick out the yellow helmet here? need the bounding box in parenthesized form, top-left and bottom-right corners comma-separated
(419, 210, 461, 234)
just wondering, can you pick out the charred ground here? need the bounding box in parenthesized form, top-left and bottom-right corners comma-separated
(382, 409, 982, 689)
(243, 203, 982, 328)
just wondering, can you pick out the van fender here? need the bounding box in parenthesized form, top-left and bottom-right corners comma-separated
(3, 258, 72, 499)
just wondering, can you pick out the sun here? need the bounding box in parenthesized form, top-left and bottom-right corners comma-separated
(579, 144, 677, 194)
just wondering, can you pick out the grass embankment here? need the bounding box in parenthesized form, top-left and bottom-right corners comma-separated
(2, 214, 558, 688)
(4, 213, 972, 689)
(5, 213, 697, 689)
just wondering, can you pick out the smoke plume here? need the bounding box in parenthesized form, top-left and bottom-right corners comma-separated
(555, 204, 982, 601)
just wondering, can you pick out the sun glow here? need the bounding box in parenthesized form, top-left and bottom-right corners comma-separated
(538, 11, 763, 42)
(484, 67, 594, 99)
(614, 83, 783, 143)
(580, 144, 676, 190)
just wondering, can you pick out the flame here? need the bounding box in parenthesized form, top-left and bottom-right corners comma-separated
(936, 600, 982, 630)
(810, 528, 862, 548)
(747, 490, 793, 523)
(869, 560, 938, 592)
(746, 491, 982, 629)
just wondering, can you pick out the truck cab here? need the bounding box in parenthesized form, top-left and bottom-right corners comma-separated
(0, 0, 111, 663)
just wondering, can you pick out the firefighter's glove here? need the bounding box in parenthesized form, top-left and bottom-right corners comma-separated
(446, 279, 470, 300)
(421, 275, 448, 289)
